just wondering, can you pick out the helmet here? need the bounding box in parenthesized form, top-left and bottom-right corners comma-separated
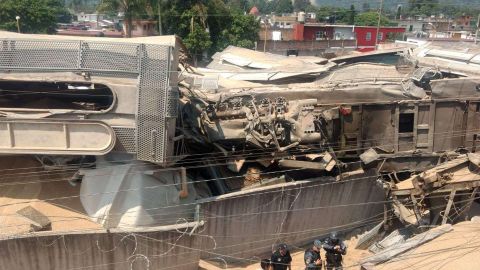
(314, 239, 322, 248)
(330, 231, 339, 244)
(278, 243, 288, 251)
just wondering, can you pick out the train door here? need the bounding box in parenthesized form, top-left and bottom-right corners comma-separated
(396, 103, 416, 152)
(433, 101, 466, 152)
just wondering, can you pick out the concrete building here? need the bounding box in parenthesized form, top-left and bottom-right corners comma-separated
(292, 23, 405, 51)
(76, 12, 106, 23)
(259, 22, 405, 55)
(130, 20, 159, 37)
(454, 15, 475, 31)
(271, 15, 297, 29)
(354, 26, 405, 51)
(394, 19, 426, 34)
(424, 18, 453, 32)
(298, 23, 334, 40)
(332, 25, 356, 40)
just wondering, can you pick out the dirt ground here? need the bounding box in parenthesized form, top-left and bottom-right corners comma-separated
(200, 235, 372, 270)
(0, 156, 101, 236)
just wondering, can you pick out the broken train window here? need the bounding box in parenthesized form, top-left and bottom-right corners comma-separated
(0, 81, 114, 111)
(399, 113, 414, 133)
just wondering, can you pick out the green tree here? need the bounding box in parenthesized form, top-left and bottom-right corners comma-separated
(179, 3, 211, 65)
(315, 7, 349, 24)
(160, 0, 259, 57)
(97, 0, 150, 37)
(362, 2, 370, 12)
(66, 0, 99, 13)
(293, 0, 310, 12)
(348, 4, 356, 25)
(355, 11, 392, 26)
(218, 13, 259, 49)
(407, 0, 439, 16)
(395, 5, 402, 20)
(248, 0, 271, 14)
(0, 0, 69, 34)
(274, 0, 293, 14)
(206, 0, 234, 53)
(227, 0, 248, 13)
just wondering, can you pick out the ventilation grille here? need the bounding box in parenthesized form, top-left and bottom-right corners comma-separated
(0, 40, 79, 69)
(136, 44, 171, 163)
(112, 127, 136, 154)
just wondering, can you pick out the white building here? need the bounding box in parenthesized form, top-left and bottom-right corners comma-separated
(332, 25, 355, 40)
(77, 13, 106, 23)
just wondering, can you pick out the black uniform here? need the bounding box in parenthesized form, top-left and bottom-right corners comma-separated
(323, 237, 347, 270)
(271, 249, 292, 270)
(304, 247, 322, 270)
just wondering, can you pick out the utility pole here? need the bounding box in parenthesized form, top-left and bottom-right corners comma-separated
(374, 0, 384, 50)
(264, 19, 268, 52)
(476, 14, 480, 44)
(158, 0, 163, 35)
(15, 16, 20, 33)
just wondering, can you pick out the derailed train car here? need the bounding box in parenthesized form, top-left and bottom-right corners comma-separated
(0, 32, 479, 229)
(182, 63, 480, 182)
(0, 32, 480, 269)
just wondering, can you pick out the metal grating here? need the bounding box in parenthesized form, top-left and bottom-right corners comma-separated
(81, 42, 140, 73)
(136, 44, 171, 163)
(112, 127, 136, 154)
(0, 40, 79, 69)
(166, 87, 179, 118)
(192, 76, 219, 90)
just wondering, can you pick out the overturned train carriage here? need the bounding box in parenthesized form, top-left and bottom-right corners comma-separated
(1, 33, 480, 269)
(186, 66, 480, 177)
(0, 34, 195, 229)
(0, 34, 180, 163)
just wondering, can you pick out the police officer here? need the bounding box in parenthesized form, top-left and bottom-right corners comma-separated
(323, 232, 347, 270)
(260, 258, 273, 270)
(271, 243, 292, 270)
(304, 239, 323, 270)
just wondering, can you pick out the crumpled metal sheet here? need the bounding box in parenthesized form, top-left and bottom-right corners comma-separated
(204, 46, 335, 82)
(80, 160, 197, 229)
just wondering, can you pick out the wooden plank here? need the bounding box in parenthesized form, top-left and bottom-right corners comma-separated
(442, 189, 456, 225)
(278, 159, 327, 170)
(360, 224, 453, 265)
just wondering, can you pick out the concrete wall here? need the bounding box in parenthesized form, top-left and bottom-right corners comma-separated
(0, 229, 200, 270)
(256, 40, 356, 56)
(259, 28, 295, 41)
(0, 174, 384, 269)
(197, 174, 385, 262)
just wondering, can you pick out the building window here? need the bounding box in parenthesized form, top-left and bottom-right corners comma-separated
(316, 31, 326, 40)
(377, 32, 383, 40)
(366, 32, 372, 41)
(399, 113, 414, 133)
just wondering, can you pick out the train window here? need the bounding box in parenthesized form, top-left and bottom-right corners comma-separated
(399, 113, 414, 133)
(0, 81, 114, 111)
